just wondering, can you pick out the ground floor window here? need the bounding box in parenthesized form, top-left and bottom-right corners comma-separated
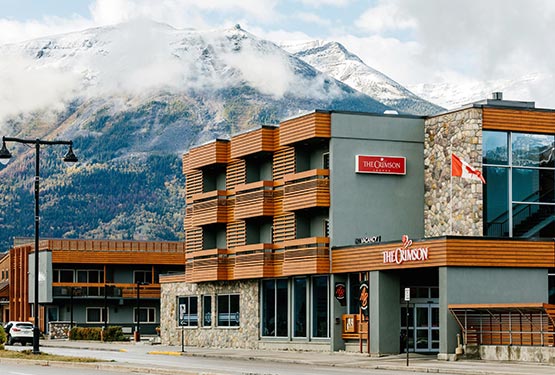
(203, 295, 212, 327)
(134, 307, 156, 323)
(262, 279, 288, 337)
(217, 294, 240, 327)
(177, 296, 198, 327)
(86, 307, 107, 323)
(260, 275, 329, 339)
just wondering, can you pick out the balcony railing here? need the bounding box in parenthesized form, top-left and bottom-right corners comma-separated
(283, 169, 329, 211)
(52, 283, 161, 299)
(229, 243, 279, 279)
(279, 237, 330, 276)
(191, 190, 230, 226)
(234, 181, 277, 219)
(185, 248, 231, 282)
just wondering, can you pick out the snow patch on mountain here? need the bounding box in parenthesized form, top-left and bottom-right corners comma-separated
(280, 39, 443, 115)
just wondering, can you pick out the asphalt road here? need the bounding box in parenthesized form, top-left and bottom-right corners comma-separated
(2, 344, 458, 375)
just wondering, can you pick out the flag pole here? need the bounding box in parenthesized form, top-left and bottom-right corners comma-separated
(450, 155, 453, 234)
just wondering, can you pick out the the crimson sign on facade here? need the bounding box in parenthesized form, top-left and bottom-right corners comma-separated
(355, 155, 406, 175)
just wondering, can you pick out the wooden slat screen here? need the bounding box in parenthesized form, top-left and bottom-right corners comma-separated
(273, 213, 296, 244)
(283, 169, 330, 211)
(273, 146, 295, 180)
(227, 221, 246, 249)
(185, 227, 202, 259)
(482, 107, 555, 134)
(226, 159, 246, 190)
(279, 112, 331, 146)
(281, 237, 330, 276)
(185, 169, 203, 201)
(234, 181, 277, 219)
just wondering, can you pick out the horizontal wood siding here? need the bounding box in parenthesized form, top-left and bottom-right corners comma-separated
(332, 238, 555, 273)
(226, 159, 246, 191)
(52, 251, 184, 265)
(159, 273, 187, 283)
(227, 221, 246, 249)
(273, 213, 296, 244)
(232, 244, 277, 279)
(185, 140, 230, 172)
(185, 227, 202, 259)
(46, 239, 185, 253)
(281, 237, 330, 276)
(483, 107, 555, 134)
(185, 170, 203, 201)
(279, 112, 331, 146)
(283, 169, 330, 211)
(273, 146, 295, 180)
(230, 127, 277, 159)
(191, 192, 230, 226)
(234, 181, 277, 219)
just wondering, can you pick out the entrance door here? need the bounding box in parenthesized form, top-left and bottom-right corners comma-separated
(413, 303, 439, 352)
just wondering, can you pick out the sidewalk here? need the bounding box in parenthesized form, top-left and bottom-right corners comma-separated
(39, 339, 555, 375)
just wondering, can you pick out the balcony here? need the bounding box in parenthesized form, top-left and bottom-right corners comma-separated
(234, 181, 277, 219)
(280, 237, 330, 276)
(191, 190, 230, 226)
(186, 249, 230, 282)
(230, 126, 277, 159)
(279, 111, 331, 146)
(230, 243, 279, 279)
(183, 139, 229, 173)
(52, 283, 161, 299)
(283, 169, 330, 212)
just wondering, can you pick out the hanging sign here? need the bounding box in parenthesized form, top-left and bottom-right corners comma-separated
(355, 155, 406, 175)
(335, 283, 346, 306)
(359, 281, 369, 316)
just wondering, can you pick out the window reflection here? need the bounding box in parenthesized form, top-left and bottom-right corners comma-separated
(512, 133, 555, 167)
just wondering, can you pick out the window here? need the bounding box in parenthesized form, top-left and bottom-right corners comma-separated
(217, 294, 240, 327)
(134, 307, 156, 323)
(134, 270, 151, 284)
(322, 152, 330, 169)
(203, 295, 212, 327)
(77, 269, 104, 283)
(261, 279, 288, 337)
(53, 269, 74, 283)
(177, 296, 198, 327)
(312, 276, 329, 338)
(86, 307, 107, 323)
(293, 278, 307, 337)
(483, 131, 555, 238)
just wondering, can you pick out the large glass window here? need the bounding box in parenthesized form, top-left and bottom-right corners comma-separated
(134, 307, 156, 323)
(312, 276, 329, 338)
(293, 278, 307, 337)
(217, 294, 240, 327)
(483, 131, 555, 238)
(549, 270, 555, 305)
(177, 296, 198, 327)
(261, 279, 288, 337)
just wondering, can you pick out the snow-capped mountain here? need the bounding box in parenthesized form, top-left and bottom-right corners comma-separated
(408, 73, 552, 110)
(0, 21, 399, 251)
(280, 40, 444, 115)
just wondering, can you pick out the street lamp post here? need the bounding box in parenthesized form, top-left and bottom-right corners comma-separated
(0, 136, 77, 354)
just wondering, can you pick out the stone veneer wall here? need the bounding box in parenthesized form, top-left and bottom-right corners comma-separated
(160, 279, 259, 349)
(424, 108, 483, 237)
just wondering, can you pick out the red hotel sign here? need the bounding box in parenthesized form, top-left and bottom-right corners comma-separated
(355, 155, 406, 175)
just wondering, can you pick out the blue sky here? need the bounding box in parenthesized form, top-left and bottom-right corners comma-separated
(0, 0, 554, 107)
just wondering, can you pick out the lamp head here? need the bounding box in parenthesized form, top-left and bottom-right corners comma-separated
(0, 140, 12, 165)
(63, 144, 78, 163)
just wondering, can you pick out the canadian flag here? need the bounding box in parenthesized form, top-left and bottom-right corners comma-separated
(451, 153, 486, 184)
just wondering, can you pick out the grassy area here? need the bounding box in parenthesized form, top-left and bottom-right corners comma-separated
(0, 348, 105, 362)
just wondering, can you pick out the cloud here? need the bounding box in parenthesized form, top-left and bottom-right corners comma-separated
(294, 12, 331, 26)
(298, 0, 353, 7)
(355, 1, 416, 33)
(0, 54, 81, 122)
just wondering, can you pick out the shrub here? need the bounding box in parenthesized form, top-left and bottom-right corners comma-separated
(0, 325, 6, 345)
(103, 326, 127, 342)
(69, 327, 102, 341)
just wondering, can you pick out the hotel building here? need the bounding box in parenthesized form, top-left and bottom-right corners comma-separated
(161, 94, 555, 359)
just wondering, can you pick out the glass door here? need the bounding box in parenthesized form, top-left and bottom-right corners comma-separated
(414, 303, 439, 352)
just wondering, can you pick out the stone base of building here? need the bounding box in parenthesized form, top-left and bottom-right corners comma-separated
(479, 345, 555, 364)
